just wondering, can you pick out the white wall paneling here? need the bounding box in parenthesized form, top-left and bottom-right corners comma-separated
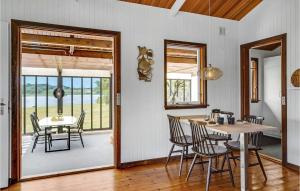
(240, 0, 300, 166)
(0, 0, 299, 188)
(0, 0, 239, 187)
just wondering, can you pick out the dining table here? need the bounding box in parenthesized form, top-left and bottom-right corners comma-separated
(39, 116, 77, 152)
(180, 115, 276, 191)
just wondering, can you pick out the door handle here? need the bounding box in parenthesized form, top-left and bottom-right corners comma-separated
(0, 98, 6, 115)
(116, 93, 121, 106)
(281, 96, 286, 106)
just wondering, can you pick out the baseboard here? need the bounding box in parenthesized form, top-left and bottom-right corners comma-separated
(120, 154, 194, 169)
(258, 152, 282, 164)
(256, 152, 300, 173)
(285, 162, 300, 173)
(20, 166, 114, 182)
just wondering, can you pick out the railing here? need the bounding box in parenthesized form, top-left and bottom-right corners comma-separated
(21, 75, 112, 135)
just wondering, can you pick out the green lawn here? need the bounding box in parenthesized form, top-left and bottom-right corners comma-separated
(22, 103, 111, 134)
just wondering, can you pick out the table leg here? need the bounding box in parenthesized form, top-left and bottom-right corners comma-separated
(45, 128, 47, 152)
(68, 127, 71, 150)
(240, 133, 249, 191)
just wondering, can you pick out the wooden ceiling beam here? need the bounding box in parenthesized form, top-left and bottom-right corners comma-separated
(22, 47, 113, 59)
(167, 56, 197, 64)
(21, 33, 113, 49)
(167, 48, 197, 57)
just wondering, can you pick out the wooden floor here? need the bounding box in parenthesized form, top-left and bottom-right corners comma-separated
(4, 156, 300, 191)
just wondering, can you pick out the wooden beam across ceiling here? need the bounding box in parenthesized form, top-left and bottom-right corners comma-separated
(21, 33, 113, 50)
(22, 47, 113, 59)
(120, 0, 263, 21)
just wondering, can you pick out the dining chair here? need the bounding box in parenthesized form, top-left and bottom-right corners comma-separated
(208, 109, 235, 167)
(70, 111, 86, 148)
(186, 120, 235, 191)
(30, 113, 52, 152)
(165, 115, 192, 176)
(225, 115, 267, 180)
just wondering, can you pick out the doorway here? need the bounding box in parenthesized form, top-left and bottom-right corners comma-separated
(11, 20, 121, 183)
(240, 34, 287, 166)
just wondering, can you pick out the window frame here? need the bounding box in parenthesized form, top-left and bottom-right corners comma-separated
(250, 57, 260, 103)
(164, 39, 208, 110)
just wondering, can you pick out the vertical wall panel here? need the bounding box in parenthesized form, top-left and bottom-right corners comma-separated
(240, 0, 300, 165)
(0, 0, 240, 185)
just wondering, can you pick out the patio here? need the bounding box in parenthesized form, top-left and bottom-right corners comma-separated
(22, 131, 113, 177)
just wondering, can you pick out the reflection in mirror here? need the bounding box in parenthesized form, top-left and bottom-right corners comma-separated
(164, 40, 207, 109)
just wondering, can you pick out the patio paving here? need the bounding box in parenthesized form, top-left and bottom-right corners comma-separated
(22, 131, 113, 178)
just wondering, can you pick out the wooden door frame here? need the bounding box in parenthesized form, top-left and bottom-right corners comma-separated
(240, 34, 291, 168)
(10, 19, 121, 184)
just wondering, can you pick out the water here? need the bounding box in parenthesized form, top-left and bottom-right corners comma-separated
(22, 95, 109, 108)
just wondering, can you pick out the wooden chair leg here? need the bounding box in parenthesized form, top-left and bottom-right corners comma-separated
(179, 147, 185, 176)
(199, 156, 204, 170)
(165, 144, 175, 167)
(205, 158, 212, 191)
(230, 151, 237, 166)
(255, 150, 267, 180)
(186, 154, 197, 182)
(185, 146, 189, 161)
(31, 136, 38, 152)
(226, 154, 235, 187)
(221, 155, 226, 170)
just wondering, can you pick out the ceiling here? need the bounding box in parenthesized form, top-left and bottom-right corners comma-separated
(120, 0, 263, 21)
(167, 47, 198, 74)
(21, 29, 114, 71)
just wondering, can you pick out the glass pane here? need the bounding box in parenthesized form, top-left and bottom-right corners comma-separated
(24, 76, 36, 134)
(63, 77, 72, 116)
(36, 77, 47, 121)
(21, 76, 25, 134)
(102, 78, 111, 129)
(166, 44, 201, 106)
(92, 78, 101, 129)
(48, 77, 57, 118)
(82, 78, 91, 130)
(72, 78, 82, 122)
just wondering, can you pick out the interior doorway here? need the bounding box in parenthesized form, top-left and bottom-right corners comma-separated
(240, 34, 287, 166)
(11, 20, 121, 183)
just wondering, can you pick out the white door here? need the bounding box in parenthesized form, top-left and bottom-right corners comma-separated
(0, 21, 10, 188)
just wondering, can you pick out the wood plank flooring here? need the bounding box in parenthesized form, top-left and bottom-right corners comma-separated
(3, 156, 300, 191)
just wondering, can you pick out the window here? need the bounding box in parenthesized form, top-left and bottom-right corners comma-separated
(164, 40, 207, 109)
(250, 58, 259, 103)
(21, 75, 112, 134)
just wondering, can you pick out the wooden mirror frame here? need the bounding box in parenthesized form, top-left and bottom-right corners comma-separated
(164, 40, 208, 110)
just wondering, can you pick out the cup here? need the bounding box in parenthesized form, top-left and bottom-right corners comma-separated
(228, 117, 235, 125)
(217, 117, 224, 125)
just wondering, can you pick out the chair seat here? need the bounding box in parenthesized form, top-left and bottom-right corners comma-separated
(192, 145, 228, 156)
(171, 135, 192, 145)
(207, 134, 230, 141)
(35, 129, 52, 136)
(225, 141, 259, 150)
(69, 128, 83, 133)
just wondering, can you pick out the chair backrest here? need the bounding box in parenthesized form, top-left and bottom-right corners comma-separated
(244, 115, 265, 148)
(30, 114, 41, 135)
(189, 120, 215, 156)
(33, 112, 39, 121)
(77, 111, 86, 130)
(167, 115, 187, 144)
